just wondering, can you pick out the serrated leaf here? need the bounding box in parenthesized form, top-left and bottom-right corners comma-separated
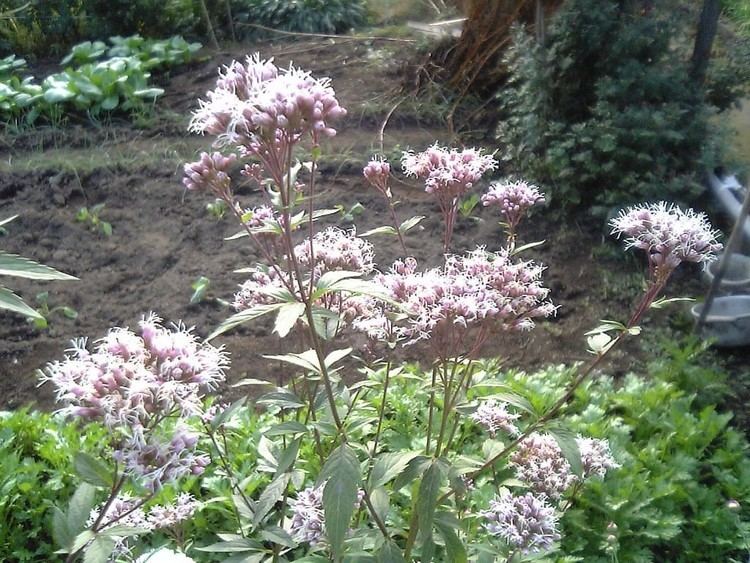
(264, 421, 309, 437)
(67, 483, 97, 538)
(260, 526, 296, 548)
(82, 534, 116, 563)
(369, 451, 421, 489)
(196, 538, 261, 552)
(549, 427, 583, 477)
(416, 461, 443, 544)
(0, 251, 77, 280)
(274, 438, 301, 477)
(360, 225, 398, 237)
(256, 389, 305, 410)
(376, 540, 406, 563)
(74, 452, 113, 488)
(263, 350, 320, 374)
(487, 392, 536, 416)
(324, 347, 352, 369)
(211, 397, 246, 429)
(208, 303, 284, 340)
(0, 286, 43, 319)
(398, 215, 425, 233)
(53, 506, 75, 551)
(321, 444, 361, 557)
(253, 472, 291, 527)
(435, 512, 466, 563)
(370, 486, 389, 522)
(274, 302, 306, 337)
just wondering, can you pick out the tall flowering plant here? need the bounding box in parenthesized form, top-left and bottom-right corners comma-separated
(41, 54, 721, 563)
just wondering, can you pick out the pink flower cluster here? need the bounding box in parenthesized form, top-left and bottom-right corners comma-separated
(365, 248, 554, 353)
(482, 179, 545, 232)
(577, 436, 620, 478)
(182, 152, 237, 196)
(509, 433, 619, 499)
(471, 399, 520, 437)
(189, 54, 346, 150)
(147, 492, 200, 529)
(233, 227, 374, 312)
(402, 144, 496, 200)
(481, 490, 560, 554)
(510, 433, 577, 500)
(610, 202, 722, 273)
(41, 314, 226, 488)
(363, 156, 392, 197)
(289, 484, 365, 546)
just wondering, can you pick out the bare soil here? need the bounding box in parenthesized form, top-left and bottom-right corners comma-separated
(0, 38, 694, 410)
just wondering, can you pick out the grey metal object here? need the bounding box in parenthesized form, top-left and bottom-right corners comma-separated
(702, 252, 750, 292)
(691, 296, 750, 347)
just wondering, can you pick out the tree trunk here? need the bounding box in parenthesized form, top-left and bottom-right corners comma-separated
(690, 0, 721, 86)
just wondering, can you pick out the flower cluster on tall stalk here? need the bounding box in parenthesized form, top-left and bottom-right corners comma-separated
(43, 51, 724, 563)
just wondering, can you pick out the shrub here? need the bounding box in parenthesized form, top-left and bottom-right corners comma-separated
(495, 0, 742, 213)
(232, 0, 367, 35)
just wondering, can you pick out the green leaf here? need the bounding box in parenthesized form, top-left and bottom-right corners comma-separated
(264, 421, 309, 437)
(324, 347, 352, 369)
(208, 303, 284, 340)
(487, 392, 536, 416)
(196, 538, 261, 552)
(82, 535, 116, 563)
(321, 444, 361, 558)
(416, 461, 443, 544)
(511, 240, 546, 255)
(398, 215, 425, 233)
(435, 514, 466, 563)
(256, 389, 306, 410)
(0, 286, 43, 319)
(133, 87, 164, 98)
(100, 95, 118, 110)
(549, 426, 583, 477)
(360, 225, 398, 238)
(376, 540, 406, 563)
(263, 350, 320, 374)
(73, 452, 113, 488)
(67, 483, 97, 538)
(52, 506, 75, 551)
(273, 302, 306, 337)
(369, 451, 421, 489)
(43, 87, 76, 103)
(260, 526, 296, 548)
(370, 486, 389, 522)
(275, 437, 301, 477)
(71, 530, 96, 553)
(253, 472, 291, 527)
(0, 251, 77, 280)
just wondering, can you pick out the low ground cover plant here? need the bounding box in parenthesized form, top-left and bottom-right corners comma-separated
(0, 35, 200, 124)
(16, 52, 748, 563)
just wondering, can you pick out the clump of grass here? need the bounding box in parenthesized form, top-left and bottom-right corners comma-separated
(724, 0, 750, 36)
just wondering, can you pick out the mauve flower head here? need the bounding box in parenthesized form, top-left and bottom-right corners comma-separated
(289, 484, 325, 545)
(471, 399, 521, 437)
(233, 266, 286, 311)
(116, 425, 209, 491)
(402, 144, 496, 203)
(481, 490, 560, 554)
(482, 179, 545, 230)
(41, 313, 227, 427)
(510, 433, 576, 500)
(363, 156, 392, 197)
(189, 54, 346, 150)
(147, 492, 200, 529)
(576, 436, 620, 478)
(374, 248, 554, 350)
(88, 494, 150, 531)
(610, 202, 722, 272)
(295, 226, 375, 279)
(182, 152, 237, 196)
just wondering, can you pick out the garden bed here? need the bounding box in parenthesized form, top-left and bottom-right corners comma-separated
(0, 38, 690, 410)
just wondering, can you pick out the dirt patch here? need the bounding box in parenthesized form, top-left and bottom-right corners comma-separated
(0, 38, 692, 410)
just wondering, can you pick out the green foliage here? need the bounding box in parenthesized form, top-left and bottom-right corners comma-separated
(0, 34, 200, 124)
(0, 409, 107, 562)
(26, 290, 78, 330)
(724, 0, 750, 37)
(76, 204, 112, 237)
(84, 0, 203, 40)
(0, 0, 89, 57)
(496, 0, 743, 213)
(233, 0, 367, 35)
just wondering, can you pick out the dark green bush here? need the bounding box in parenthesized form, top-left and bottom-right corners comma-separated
(495, 0, 745, 214)
(232, 0, 367, 35)
(84, 0, 202, 40)
(0, 0, 89, 57)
